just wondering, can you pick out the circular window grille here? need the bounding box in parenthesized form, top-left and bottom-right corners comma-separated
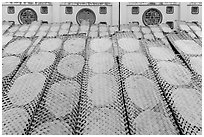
(142, 8, 162, 26)
(18, 8, 38, 24)
(76, 8, 96, 25)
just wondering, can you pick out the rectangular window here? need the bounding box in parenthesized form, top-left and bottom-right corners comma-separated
(132, 21, 139, 25)
(8, 6, 15, 14)
(166, 21, 174, 29)
(65, 7, 73, 14)
(166, 6, 174, 14)
(99, 7, 107, 14)
(191, 6, 199, 14)
(132, 7, 139, 14)
(41, 6, 48, 14)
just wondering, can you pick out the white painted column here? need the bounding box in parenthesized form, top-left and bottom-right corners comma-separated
(179, 2, 188, 21)
(112, 2, 119, 25)
(52, 2, 60, 22)
(120, 2, 128, 24)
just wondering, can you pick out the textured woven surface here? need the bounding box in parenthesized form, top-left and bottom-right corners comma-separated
(26, 52, 56, 72)
(3, 39, 32, 55)
(142, 39, 202, 134)
(2, 108, 30, 135)
(2, 22, 202, 135)
(2, 56, 21, 77)
(31, 120, 72, 135)
(8, 73, 46, 106)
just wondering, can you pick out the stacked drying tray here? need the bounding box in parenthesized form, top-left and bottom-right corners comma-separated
(140, 25, 155, 41)
(2, 21, 13, 34)
(89, 24, 99, 38)
(129, 24, 143, 40)
(76, 36, 128, 135)
(24, 21, 41, 38)
(2, 36, 65, 135)
(98, 23, 110, 37)
(2, 36, 37, 91)
(46, 23, 61, 37)
(113, 31, 180, 135)
(58, 22, 71, 36)
(166, 32, 202, 89)
(176, 20, 202, 45)
(142, 39, 202, 135)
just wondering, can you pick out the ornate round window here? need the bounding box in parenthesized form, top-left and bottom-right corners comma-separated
(76, 8, 96, 25)
(142, 8, 162, 26)
(18, 8, 37, 24)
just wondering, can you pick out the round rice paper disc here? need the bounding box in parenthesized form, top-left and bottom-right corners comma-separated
(195, 30, 202, 38)
(19, 25, 29, 32)
(144, 34, 154, 40)
(58, 29, 68, 35)
(87, 74, 117, 106)
(149, 47, 175, 60)
(2, 56, 21, 77)
(2, 24, 10, 31)
(133, 110, 177, 135)
(90, 25, 98, 31)
(154, 32, 165, 39)
(14, 31, 25, 37)
(109, 26, 118, 33)
(141, 27, 151, 34)
(2, 35, 13, 46)
(9, 26, 19, 33)
(2, 108, 30, 135)
(90, 38, 112, 52)
(161, 26, 172, 33)
(61, 23, 70, 30)
(179, 24, 190, 31)
(99, 26, 108, 32)
(70, 25, 79, 32)
(89, 31, 98, 37)
(89, 52, 114, 73)
(80, 25, 89, 31)
(134, 32, 143, 39)
(27, 52, 55, 72)
(188, 32, 197, 38)
(46, 80, 80, 117)
(99, 31, 109, 37)
(190, 25, 201, 31)
(8, 73, 46, 106)
(25, 31, 36, 37)
(125, 75, 160, 109)
(31, 120, 72, 135)
(150, 26, 161, 32)
(157, 61, 191, 85)
(131, 26, 140, 32)
(57, 55, 84, 78)
(171, 88, 202, 127)
(84, 108, 125, 135)
(29, 25, 39, 31)
(174, 40, 201, 55)
(36, 31, 47, 37)
(64, 38, 85, 53)
(40, 38, 62, 51)
(47, 31, 57, 37)
(39, 25, 50, 31)
(4, 39, 32, 55)
(189, 57, 202, 75)
(50, 25, 60, 32)
(118, 38, 140, 52)
(122, 53, 149, 74)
